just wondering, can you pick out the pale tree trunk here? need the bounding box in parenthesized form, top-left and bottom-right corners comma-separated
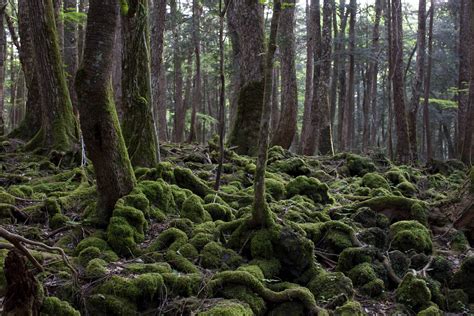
(385, 0, 394, 159)
(150, 0, 167, 142)
(302, 0, 321, 155)
(111, 13, 122, 118)
(391, 0, 411, 163)
(227, 0, 265, 156)
(457, 0, 469, 157)
(121, 0, 158, 167)
(336, 0, 348, 150)
(25, 0, 78, 153)
(252, 0, 281, 228)
(299, 0, 316, 154)
(77, 0, 88, 64)
(272, 0, 297, 149)
(64, 0, 78, 110)
(270, 66, 280, 135)
(315, 0, 334, 155)
(461, 0, 474, 164)
(9, 42, 16, 131)
(369, 0, 382, 147)
(188, 0, 201, 143)
(76, 0, 136, 225)
(342, 0, 356, 151)
(0, 2, 5, 135)
(408, 0, 426, 161)
(171, 0, 185, 143)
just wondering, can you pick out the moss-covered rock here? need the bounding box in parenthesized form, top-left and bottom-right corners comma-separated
(446, 289, 469, 313)
(85, 258, 108, 279)
(416, 305, 443, 316)
(182, 194, 208, 223)
(201, 241, 242, 270)
(286, 176, 333, 205)
(270, 157, 311, 177)
(204, 203, 234, 221)
(428, 256, 452, 283)
(265, 178, 286, 200)
(198, 300, 253, 316)
(41, 296, 80, 316)
(396, 181, 418, 197)
(334, 300, 364, 316)
(307, 271, 354, 306)
(451, 256, 474, 302)
(337, 247, 376, 272)
(138, 179, 175, 214)
(50, 213, 70, 229)
(0, 191, 15, 204)
(390, 220, 432, 254)
(362, 173, 390, 190)
(395, 273, 432, 312)
(75, 237, 110, 255)
(347, 262, 378, 287)
(268, 302, 305, 316)
(346, 154, 376, 176)
(174, 167, 212, 197)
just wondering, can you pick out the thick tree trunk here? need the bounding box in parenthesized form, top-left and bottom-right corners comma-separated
(150, 0, 167, 142)
(252, 0, 281, 228)
(408, 0, 427, 161)
(457, 0, 469, 156)
(64, 0, 78, 110)
(336, 0, 348, 150)
(272, 0, 297, 149)
(461, 0, 474, 164)
(188, 0, 201, 143)
(121, 0, 158, 167)
(315, 0, 334, 155)
(54, 0, 64, 52)
(391, 0, 411, 163)
(76, 0, 136, 225)
(25, 0, 78, 153)
(112, 13, 123, 118)
(299, 0, 315, 154)
(342, 0, 356, 151)
(369, 0, 382, 147)
(0, 2, 5, 135)
(227, 0, 265, 156)
(302, 0, 321, 155)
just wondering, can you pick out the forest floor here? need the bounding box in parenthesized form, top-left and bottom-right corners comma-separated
(0, 138, 473, 315)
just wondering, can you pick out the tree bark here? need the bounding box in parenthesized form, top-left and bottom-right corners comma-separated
(272, 0, 298, 150)
(408, 0, 427, 161)
(227, 0, 265, 156)
(0, 2, 5, 135)
(369, 0, 382, 147)
(252, 0, 281, 228)
(64, 0, 78, 110)
(171, 0, 185, 143)
(150, 0, 167, 142)
(336, 0, 348, 150)
(76, 0, 136, 225)
(25, 0, 78, 153)
(270, 66, 280, 135)
(188, 0, 201, 143)
(121, 0, 158, 167)
(77, 0, 87, 64)
(457, 0, 470, 157)
(390, 0, 411, 163)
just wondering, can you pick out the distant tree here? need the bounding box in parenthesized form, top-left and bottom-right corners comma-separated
(76, 0, 136, 225)
(63, 0, 79, 110)
(0, 1, 5, 135)
(457, 0, 470, 157)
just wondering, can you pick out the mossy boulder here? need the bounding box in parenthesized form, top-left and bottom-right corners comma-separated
(307, 271, 354, 306)
(428, 256, 452, 283)
(201, 241, 242, 270)
(446, 289, 469, 312)
(451, 256, 474, 302)
(75, 237, 110, 255)
(85, 258, 108, 279)
(41, 296, 80, 316)
(346, 154, 376, 176)
(138, 179, 175, 214)
(416, 305, 443, 316)
(182, 195, 208, 223)
(396, 181, 418, 197)
(204, 203, 234, 221)
(390, 220, 432, 254)
(334, 300, 364, 316)
(385, 168, 408, 185)
(362, 173, 390, 190)
(286, 176, 333, 205)
(198, 300, 253, 316)
(270, 157, 311, 177)
(396, 273, 432, 312)
(0, 191, 15, 204)
(265, 178, 286, 200)
(174, 167, 212, 197)
(268, 302, 305, 316)
(337, 247, 376, 272)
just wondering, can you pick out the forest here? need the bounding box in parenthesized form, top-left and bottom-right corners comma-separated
(0, 0, 473, 315)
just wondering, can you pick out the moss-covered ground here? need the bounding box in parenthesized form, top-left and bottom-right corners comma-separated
(0, 139, 473, 315)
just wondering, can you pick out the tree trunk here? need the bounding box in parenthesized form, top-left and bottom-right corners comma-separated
(54, 0, 64, 52)
(315, 0, 334, 155)
(299, 0, 316, 154)
(457, 0, 469, 156)
(408, 0, 427, 161)
(272, 0, 297, 149)
(171, 0, 185, 143)
(369, 0, 382, 147)
(461, 0, 474, 164)
(64, 0, 78, 110)
(25, 0, 78, 153)
(76, 0, 136, 225)
(227, 0, 265, 156)
(336, 0, 348, 150)
(342, 0, 356, 151)
(270, 66, 280, 135)
(188, 0, 201, 143)
(77, 0, 88, 64)
(121, 0, 158, 167)
(390, 0, 411, 163)
(9, 42, 16, 131)
(112, 13, 123, 118)
(252, 0, 281, 228)
(150, 0, 167, 142)
(0, 2, 5, 135)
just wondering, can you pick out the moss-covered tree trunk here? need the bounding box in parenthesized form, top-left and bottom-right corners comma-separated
(64, 0, 79, 110)
(0, 2, 5, 135)
(457, 0, 470, 157)
(227, 0, 265, 156)
(252, 0, 282, 228)
(121, 0, 158, 167)
(271, 0, 297, 150)
(76, 0, 136, 226)
(9, 0, 42, 140)
(25, 0, 78, 153)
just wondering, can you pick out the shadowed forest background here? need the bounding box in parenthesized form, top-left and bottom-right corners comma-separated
(0, 0, 473, 315)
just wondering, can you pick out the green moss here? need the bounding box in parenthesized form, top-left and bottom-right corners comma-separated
(446, 289, 468, 312)
(396, 273, 432, 312)
(362, 173, 390, 190)
(0, 192, 15, 204)
(50, 213, 69, 229)
(0, 249, 8, 296)
(198, 300, 253, 316)
(220, 285, 266, 315)
(162, 272, 202, 297)
(75, 237, 110, 255)
(182, 194, 207, 223)
(190, 232, 215, 251)
(337, 247, 376, 272)
(390, 221, 432, 254)
(78, 246, 102, 266)
(149, 228, 188, 251)
(307, 271, 354, 305)
(265, 178, 286, 200)
(85, 293, 137, 316)
(428, 256, 452, 283)
(174, 167, 212, 197)
(450, 231, 469, 252)
(124, 262, 171, 274)
(85, 258, 108, 279)
(346, 154, 376, 176)
(178, 243, 199, 260)
(347, 262, 378, 286)
(268, 302, 305, 316)
(355, 196, 427, 224)
(8, 185, 33, 198)
(286, 176, 333, 205)
(204, 203, 234, 221)
(270, 157, 311, 177)
(0, 203, 15, 219)
(41, 296, 80, 316)
(451, 256, 474, 302)
(250, 229, 276, 259)
(416, 306, 442, 316)
(43, 198, 61, 216)
(334, 300, 364, 316)
(201, 241, 242, 270)
(137, 179, 175, 214)
(360, 278, 385, 297)
(396, 181, 418, 197)
(385, 168, 408, 185)
(237, 265, 265, 280)
(250, 258, 281, 279)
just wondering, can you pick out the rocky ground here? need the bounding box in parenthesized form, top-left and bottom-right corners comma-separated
(0, 138, 473, 315)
